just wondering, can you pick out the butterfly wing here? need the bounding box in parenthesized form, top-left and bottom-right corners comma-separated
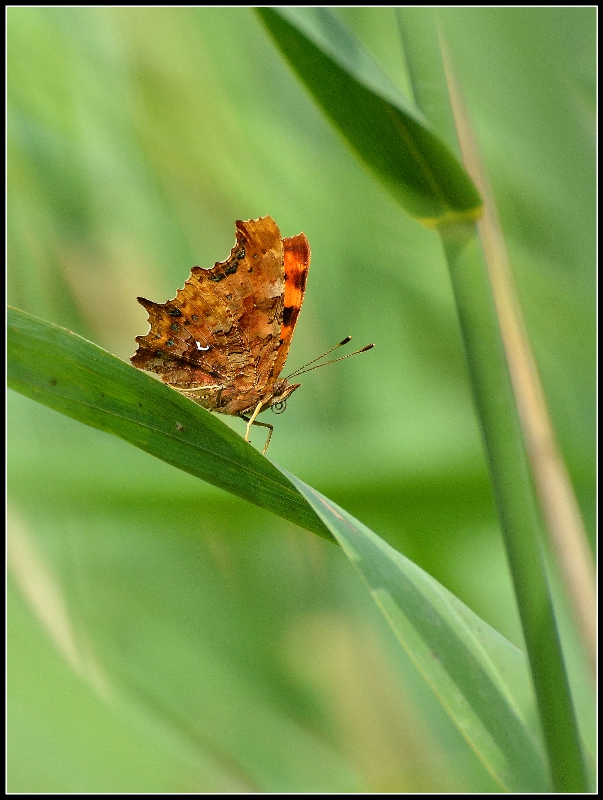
(131, 216, 299, 411)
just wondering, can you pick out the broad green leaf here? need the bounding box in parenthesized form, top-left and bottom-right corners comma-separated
(7, 301, 551, 792)
(283, 470, 551, 793)
(7, 307, 333, 542)
(257, 7, 482, 227)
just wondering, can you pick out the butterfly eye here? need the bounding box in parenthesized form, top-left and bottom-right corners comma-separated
(271, 400, 287, 415)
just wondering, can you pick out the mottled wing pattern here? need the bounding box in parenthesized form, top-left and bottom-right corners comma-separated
(131, 216, 304, 412)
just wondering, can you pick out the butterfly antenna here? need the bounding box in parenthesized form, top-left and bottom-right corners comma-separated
(285, 337, 374, 380)
(285, 336, 352, 379)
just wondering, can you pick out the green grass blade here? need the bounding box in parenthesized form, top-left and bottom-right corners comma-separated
(257, 7, 481, 227)
(7, 306, 333, 542)
(284, 470, 550, 793)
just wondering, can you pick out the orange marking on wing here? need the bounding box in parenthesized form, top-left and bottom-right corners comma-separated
(272, 233, 310, 377)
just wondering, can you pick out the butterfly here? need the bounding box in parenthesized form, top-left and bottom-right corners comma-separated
(131, 216, 372, 453)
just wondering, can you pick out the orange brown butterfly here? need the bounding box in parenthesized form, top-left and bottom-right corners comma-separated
(131, 216, 373, 453)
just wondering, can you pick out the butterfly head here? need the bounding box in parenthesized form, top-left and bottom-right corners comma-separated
(264, 380, 301, 413)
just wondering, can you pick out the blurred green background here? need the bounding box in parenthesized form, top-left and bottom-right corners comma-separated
(8, 7, 595, 792)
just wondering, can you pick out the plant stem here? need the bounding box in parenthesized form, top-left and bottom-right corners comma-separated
(441, 223, 587, 793)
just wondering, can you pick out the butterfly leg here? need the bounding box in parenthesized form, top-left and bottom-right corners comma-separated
(238, 400, 274, 454)
(243, 399, 264, 441)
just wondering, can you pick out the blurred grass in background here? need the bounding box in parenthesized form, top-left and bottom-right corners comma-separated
(7, 7, 595, 792)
